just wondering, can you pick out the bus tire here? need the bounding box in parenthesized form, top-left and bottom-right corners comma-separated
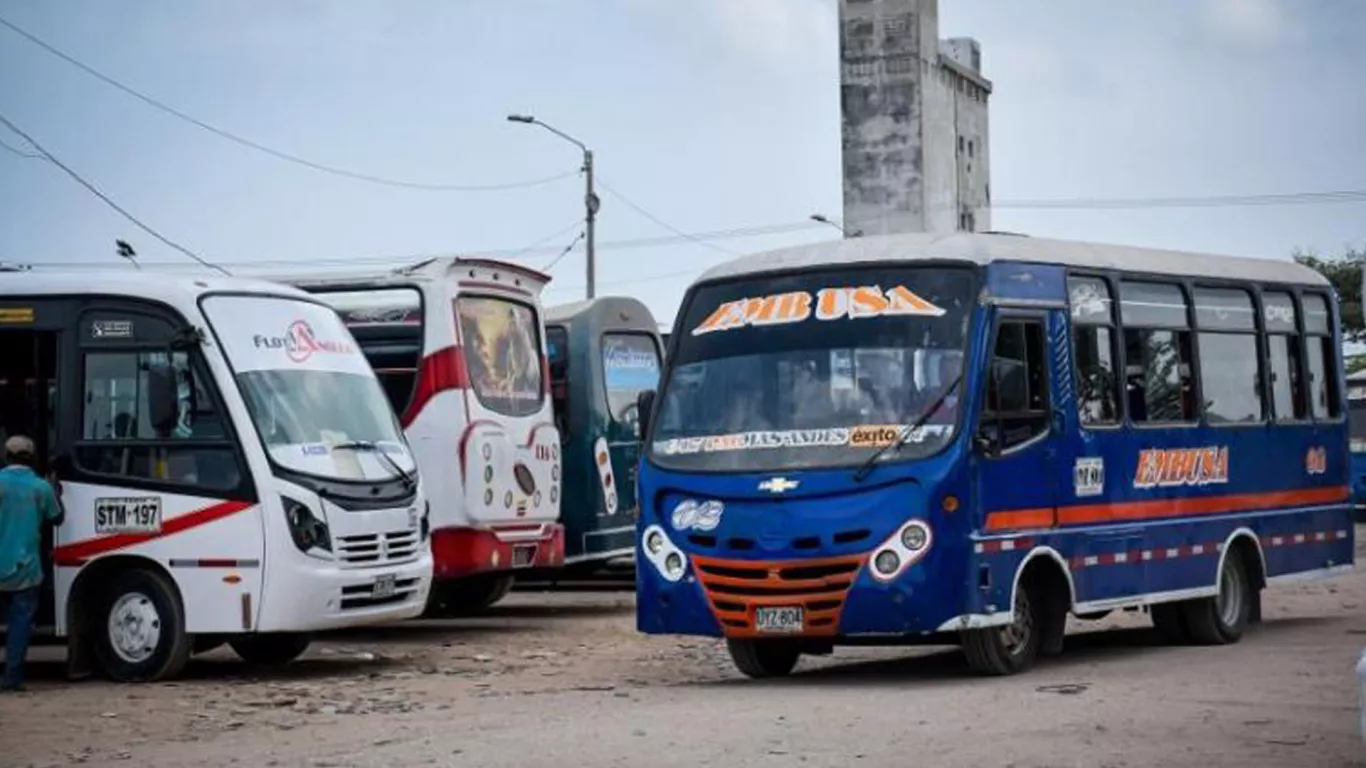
(424, 574, 515, 617)
(962, 580, 1042, 676)
(94, 568, 193, 683)
(1181, 553, 1252, 645)
(1150, 602, 1191, 645)
(230, 634, 312, 666)
(726, 639, 801, 679)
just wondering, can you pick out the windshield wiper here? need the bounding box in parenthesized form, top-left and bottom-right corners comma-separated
(332, 440, 415, 490)
(852, 373, 963, 483)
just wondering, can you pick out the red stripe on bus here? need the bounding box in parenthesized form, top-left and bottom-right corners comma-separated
(985, 485, 1349, 532)
(53, 500, 254, 565)
(401, 345, 470, 427)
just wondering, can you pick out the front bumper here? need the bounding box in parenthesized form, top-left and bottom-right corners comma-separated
(257, 551, 433, 632)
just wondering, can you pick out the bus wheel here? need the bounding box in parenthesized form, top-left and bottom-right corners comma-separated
(230, 634, 312, 666)
(962, 582, 1042, 676)
(95, 568, 193, 683)
(1150, 602, 1191, 644)
(1182, 553, 1252, 645)
(726, 639, 801, 679)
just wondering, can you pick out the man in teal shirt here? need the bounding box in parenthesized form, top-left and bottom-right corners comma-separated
(0, 435, 63, 692)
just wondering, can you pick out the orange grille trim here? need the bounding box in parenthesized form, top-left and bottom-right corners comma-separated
(692, 553, 867, 638)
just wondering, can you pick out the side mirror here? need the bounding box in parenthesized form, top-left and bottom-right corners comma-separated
(637, 389, 657, 442)
(146, 364, 179, 436)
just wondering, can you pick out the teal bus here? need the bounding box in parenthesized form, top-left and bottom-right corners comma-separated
(545, 297, 663, 570)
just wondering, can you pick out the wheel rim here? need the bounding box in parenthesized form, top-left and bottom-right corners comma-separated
(107, 591, 162, 664)
(1218, 560, 1244, 627)
(999, 590, 1034, 656)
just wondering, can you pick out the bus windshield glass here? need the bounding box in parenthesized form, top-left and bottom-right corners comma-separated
(651, 266, 975, 472)
(202, 295, 415, 482)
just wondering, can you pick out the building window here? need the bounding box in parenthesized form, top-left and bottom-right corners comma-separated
(968, 140, 975, 158)
(1068, 276, 1120, 426)
(1262, 291, 1305, 421)
(1121, 281, 1195, 423)
(1193, 287, 1263, 424)
(1302, 293, 1339, 419)
(958, 136, 965, 153)
(980, 320, 1049, 451)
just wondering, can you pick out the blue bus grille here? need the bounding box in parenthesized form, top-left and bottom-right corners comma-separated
(691, 554, 866, 638)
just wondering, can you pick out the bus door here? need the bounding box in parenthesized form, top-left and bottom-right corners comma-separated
(599, 333, 662, 529)
(974, 311, 1059, 543)
(0, 298, 64, 627)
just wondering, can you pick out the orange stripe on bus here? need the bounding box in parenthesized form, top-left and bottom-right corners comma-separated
(985, 485, 1349, 532)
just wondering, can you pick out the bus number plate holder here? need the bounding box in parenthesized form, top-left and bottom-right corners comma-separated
(512, 545, 537, 568)
(373, 575, 397, 599)
(754, 606, 803, 634)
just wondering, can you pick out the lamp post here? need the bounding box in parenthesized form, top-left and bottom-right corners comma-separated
(810, 213, 862, 238)
(508, 114, 599, 298)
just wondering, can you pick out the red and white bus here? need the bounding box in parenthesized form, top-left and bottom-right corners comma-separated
(291, 258, 563, 613)
(0, 270, 432, 682)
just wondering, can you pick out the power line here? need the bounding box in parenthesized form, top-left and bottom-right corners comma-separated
(994, 189, 1366, 210)
(597, 178, 739, 256)
(542, 231, 585, 272)
(0, 13, 577, 193)
(0, 110, 229, 275)
(509, 219, 584, 258)
(0, 134, 41, 159)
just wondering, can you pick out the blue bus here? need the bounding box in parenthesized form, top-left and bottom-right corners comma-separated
(635, 233, 1353, 677)
(1348, 371, 1366, 517)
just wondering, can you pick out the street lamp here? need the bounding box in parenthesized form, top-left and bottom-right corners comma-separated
(810, 213, 862, 238)
(507, 114, 600, 299)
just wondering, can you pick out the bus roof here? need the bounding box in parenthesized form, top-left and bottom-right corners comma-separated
(283, 256, 551, 293)
(0, 269, 318, 304)
(698, 232, 1329, 288)
(545, 296, 658, 332)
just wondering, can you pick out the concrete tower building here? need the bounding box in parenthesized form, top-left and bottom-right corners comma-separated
(839, 0, 992, 236)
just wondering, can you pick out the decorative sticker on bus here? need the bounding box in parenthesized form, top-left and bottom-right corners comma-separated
(654, 424, 953, 455)
(1133, 446, 1229, 489)
(1074, 457, 1105, 497)
(1306, 446, 1327, 476)
(95, 496, 162, 535)
(691, 285, 946, 336)
(457, 296, 543, 410)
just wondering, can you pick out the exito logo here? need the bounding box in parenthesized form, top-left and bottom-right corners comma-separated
(254, 320, 355, 363)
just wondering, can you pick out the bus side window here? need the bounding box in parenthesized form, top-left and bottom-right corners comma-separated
(77, 349, 241, 491)
(1120, 281, 1195, 424)
(1302, 293, 1340, 420)
(1068, 276, 1120, 425)
(980, 319, 1049, 452)
(1263, 291, 1305, 421)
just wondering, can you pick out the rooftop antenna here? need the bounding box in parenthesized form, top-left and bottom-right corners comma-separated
(115, 239, 140, 270)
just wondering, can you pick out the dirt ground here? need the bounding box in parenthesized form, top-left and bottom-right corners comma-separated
(3, 536, 1366, 768)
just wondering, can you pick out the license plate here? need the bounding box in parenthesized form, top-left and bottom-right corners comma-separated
(511, 545, 537, 568)
(754, 606, 803, 634)
(373, 575, 397, 599)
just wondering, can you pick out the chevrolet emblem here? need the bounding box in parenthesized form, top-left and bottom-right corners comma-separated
(758, 477, 799, 494)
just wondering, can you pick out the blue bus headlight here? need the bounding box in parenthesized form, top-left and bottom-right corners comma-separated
(642, 524, 688, 582)
(869, 520, 932, 583)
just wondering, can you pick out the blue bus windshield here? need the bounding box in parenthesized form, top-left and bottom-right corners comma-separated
(650, 266, 975, 472)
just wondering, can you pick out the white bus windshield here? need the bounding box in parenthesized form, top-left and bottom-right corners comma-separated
(650, 266, 975, 472)
(202, 295, 415, 482)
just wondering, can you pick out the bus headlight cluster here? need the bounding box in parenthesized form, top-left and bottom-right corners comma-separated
(641, 524, 687, 582)
(869, 520, 932, 583)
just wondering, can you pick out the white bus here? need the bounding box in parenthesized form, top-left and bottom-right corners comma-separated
(0, 270, 432, 682)
(289, 258, 563, 613)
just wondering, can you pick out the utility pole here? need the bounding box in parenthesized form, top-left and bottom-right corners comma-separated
(584, 149, 599, 298)
(508, 114, 600, 299)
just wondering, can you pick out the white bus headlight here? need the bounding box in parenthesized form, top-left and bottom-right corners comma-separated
(282, 497, 332, 554)
(642, 524, 687, 583)
(869, 519, 933, 583)
(646, 530, 665, 555)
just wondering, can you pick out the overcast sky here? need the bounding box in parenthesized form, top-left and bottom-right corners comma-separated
(1, 0, 1363, 323)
